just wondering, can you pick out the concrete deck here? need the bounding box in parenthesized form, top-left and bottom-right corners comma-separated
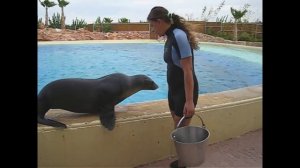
(38, 85, 262, 167)
(136, 128, 262, 168)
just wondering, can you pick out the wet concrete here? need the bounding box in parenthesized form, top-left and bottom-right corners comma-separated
(136, 129, 262, 168)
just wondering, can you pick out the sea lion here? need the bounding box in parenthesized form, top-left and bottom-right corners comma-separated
(38, 73, 158, 130)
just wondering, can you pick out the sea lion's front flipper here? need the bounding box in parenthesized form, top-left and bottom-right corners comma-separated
(99, 106, 116, 130)
(38, 117, 67, 128)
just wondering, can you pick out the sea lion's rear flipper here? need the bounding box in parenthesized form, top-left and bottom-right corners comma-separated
(38, 117, 67, 128)
(99, 106, 116, 130)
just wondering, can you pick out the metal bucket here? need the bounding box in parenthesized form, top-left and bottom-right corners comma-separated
(170, 114, 210, 167)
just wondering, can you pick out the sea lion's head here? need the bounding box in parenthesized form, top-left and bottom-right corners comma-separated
(133, 75, 159, 90)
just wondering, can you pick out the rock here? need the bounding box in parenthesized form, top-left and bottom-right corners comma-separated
(37, 28, 262, 47)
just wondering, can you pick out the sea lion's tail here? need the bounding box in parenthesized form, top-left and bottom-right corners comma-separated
(38, 116, 67, 128)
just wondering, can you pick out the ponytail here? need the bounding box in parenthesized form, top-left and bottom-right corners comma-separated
(169, 13, 199, 50)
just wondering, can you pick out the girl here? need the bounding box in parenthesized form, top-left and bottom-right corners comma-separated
(147, 6, 200, 167)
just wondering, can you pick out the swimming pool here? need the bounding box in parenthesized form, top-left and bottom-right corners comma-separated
(38, 42, 262, 105)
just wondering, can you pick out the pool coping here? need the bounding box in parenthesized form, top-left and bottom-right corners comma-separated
(38, 85, 262, 132)
(37, 40, 262, 49)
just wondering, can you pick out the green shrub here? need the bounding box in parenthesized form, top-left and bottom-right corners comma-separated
(206, 29, 261, 42)
(206, 28, 217, 36)
(49, 13, 61, 28)
(38, 18, 43, 28)
(69, 18, 87, 30)
(238, 32, 255, 41)
(216, 31, 233, 40)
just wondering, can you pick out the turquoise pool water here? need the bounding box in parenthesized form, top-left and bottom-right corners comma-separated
(38, 42, 262, 105)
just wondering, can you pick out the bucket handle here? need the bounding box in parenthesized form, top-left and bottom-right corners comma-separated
(176, 114, 206, 129)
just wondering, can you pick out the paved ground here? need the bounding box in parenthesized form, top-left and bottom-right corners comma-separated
(136, 129, 262, 168)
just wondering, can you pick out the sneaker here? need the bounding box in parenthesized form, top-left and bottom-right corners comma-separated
(169, 160, 186, 168)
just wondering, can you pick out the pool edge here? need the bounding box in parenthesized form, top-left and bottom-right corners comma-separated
(38, 85, 262, 167)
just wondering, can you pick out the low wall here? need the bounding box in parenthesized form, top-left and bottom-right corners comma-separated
(38, 85, 262, 167)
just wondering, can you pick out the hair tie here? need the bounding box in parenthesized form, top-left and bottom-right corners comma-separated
(168, 13, 174, 24)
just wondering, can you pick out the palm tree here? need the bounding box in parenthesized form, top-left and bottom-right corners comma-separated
(57, 0, 70, 29)
(39, 0, 57, 28)
(230, 7, 247, 41)
(118, 18, 130, 23)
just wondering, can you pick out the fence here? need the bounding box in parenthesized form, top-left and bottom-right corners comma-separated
(86, 22, 262, 40)
(204, 22, 262, 39)
(86, 23, 149, 32)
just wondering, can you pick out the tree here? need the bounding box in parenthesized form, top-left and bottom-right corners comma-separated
(118, 18, 130, 23)
(57, 0, 70, 29)
(185, 13, 194, 21)
(102, 18, 113, 32)
(94, 17, 102, 32)
(39, 0, 56, 28)
(103, 17, 113, 23)
(230, 6, 248, 41)
(201, 0, 225, 21)
(241, 4, 253, 23)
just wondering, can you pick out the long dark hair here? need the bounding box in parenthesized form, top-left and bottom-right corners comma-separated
(147, 6, 199, 50)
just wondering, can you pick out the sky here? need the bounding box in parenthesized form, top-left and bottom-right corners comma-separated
(37, 0, 262, 25)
